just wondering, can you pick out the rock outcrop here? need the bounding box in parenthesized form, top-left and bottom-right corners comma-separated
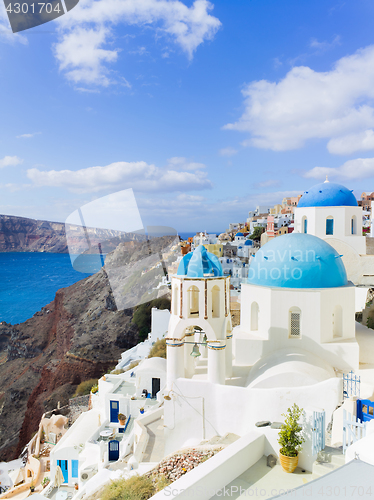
(0, 214, 145, 253)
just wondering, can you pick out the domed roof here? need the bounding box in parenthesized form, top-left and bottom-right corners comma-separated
(247, 233, 348, 289)
(244, 239, 253, 246)
(298, 179, 357, 207)
(177, 245, 223, 278)
(235, 232, 244, 237)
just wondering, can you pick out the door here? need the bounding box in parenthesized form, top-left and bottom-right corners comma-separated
(108, 440, 119, 462)
(152, 378, 160, 398)
(312, 411, 325, 456)
(71, 460, 78, 479)
(357, 399, 374, 422)
(57, 460, 68, 484)
(110, 400, 119, 423)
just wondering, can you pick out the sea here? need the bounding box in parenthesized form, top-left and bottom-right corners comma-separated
(0, 232, 219, 325)
(0, 253, 92, 325)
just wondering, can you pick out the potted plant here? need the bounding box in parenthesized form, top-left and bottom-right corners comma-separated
(118, 413, 127, 425)
(139, 407, 145, 415)
(41, 477, 50, 488)
(74, 483, 79, 491)
(278, 404, 305, 473)
(30, 479, 35, 492)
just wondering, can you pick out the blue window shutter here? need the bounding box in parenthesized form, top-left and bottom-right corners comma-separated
(71, 460, 78, 478)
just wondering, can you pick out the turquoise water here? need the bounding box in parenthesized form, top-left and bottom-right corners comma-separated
(0, 253, 93, 325)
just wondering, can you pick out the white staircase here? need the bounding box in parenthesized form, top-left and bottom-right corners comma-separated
(312, 446, 345, 477)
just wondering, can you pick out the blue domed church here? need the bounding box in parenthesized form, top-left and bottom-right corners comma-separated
(294, 177, 366, 255)
(235, 232, 359, 373)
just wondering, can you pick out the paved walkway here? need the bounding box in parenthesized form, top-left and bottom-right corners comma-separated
(210, 456, 317, 499)
(142, 418, 165, 463)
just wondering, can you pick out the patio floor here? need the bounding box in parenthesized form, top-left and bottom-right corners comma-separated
(209, 456, 317, 499)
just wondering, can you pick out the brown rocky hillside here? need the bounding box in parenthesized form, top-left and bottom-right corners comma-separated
(0, 235, 177, 461)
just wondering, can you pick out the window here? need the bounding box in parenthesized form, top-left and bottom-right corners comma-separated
(333, 305, 343, 338)
(212, 286, 220, 318)
(188, 285, 200, 318)
(302, 216, 307, 234)
(326, 217, 334, 235)
(251, 302, 259, 331)
(351, 216, 356, 235)
(289, 307, 301, 338)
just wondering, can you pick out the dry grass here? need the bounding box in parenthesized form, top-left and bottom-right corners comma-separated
(73, 378, 98, 397)
(98, 474, 170, 500)
(148, 338, 166, 359)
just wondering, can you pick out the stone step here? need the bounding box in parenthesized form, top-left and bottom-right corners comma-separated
(312, 461, 338, 478)
(318, 446, 345, 467)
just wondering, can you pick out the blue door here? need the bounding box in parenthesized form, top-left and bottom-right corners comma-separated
(57, 460, 68, 483)
(357, 399, 374, 422)
(110, 400, 119, 423)
(71, 460, 78, 479)
(108, 440, 119, 462)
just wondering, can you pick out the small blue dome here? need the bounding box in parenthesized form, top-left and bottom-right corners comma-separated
(245, 239, 253, 246)
(298, 181, 357, 207)
(247, 233, 347, 289)
(177, 245, 223, 278)
(236, 232, 244, 237)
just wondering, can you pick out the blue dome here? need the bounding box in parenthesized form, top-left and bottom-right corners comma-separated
(236, 232, 244, 237)
(245, 239, 253, 246)
(298, 181, 357, 207)
(177, 245, 223, 278)
(247, 233, 348, 289)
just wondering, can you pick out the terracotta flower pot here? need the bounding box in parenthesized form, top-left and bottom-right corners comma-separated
(279, 452, 298, 473)
(119, 419, 126, 426)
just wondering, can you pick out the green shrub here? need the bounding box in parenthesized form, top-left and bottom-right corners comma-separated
(132, 298, 171, 341)
(367, 317, 374, 330)
(73, 379, 98, 397)
(278, 404, 305, 457)
(148, 339, 167, 359)
(100, 475, 155, 500)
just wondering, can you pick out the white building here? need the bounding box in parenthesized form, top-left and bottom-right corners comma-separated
(294, 177, 374, 285)
(192, 232, 217, 249)
(167, 245, 233, 386)
(235, 232, 359, 372)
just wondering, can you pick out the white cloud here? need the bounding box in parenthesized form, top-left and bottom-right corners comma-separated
(310, 35, 341, 51)
(255, 179, 281, 188)
(27, 160, 212, 193)
(224, 45, 374, 154)
(54, 26, 119, 86)
(16, 132, 41, 138)
(327, 129, 374, 155)
(54, 0, 221, 86)
(305, 158, 374, 181)
(0, 156, 23, 168)
(166, 157, 206, 170)
(219, 147, 238, 157)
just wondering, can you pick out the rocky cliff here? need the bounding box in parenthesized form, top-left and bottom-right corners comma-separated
(0, 214, 145, 253)
(0, 235, 177, 461)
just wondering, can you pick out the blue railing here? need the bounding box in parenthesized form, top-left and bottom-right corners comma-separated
(343, 371, 361, 400)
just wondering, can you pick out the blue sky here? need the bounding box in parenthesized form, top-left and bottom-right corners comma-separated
(1, 0, 374, 232)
